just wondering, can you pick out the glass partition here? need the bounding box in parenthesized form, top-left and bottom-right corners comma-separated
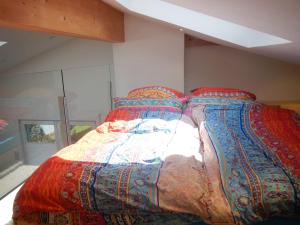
(0, 70, 64, 198)
(62, 65, 112, 124)
(0, 67, 112, 198)
(62, 65, 112, 143)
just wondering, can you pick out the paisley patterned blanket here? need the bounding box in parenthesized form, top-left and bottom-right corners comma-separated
(13, 99, 300, 225)
(14, 108, 233, 225)
(191, 99, 300, 225)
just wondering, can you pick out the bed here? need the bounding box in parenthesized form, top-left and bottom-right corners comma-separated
(12, 86, 300, 225)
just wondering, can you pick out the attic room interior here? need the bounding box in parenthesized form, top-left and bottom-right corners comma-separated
(0, 1, 300, 225)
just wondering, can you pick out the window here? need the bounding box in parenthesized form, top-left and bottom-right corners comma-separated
(70, 122, 96, 144)
(25, 124, 56, 143)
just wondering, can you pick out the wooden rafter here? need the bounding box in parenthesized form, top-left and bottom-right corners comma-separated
(0, 0, 124, 42)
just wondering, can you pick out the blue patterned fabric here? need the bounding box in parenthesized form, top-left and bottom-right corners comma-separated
(189, 97, 254, 105)
(113, 97, 185, 110)
(136, 109, 182, 121)
(80, 162, 162, 213)
(78, 112, 208, 224)
(202, 103, 296, 224)
(104, 212, 204, 225)
(77, 114, 206, 224)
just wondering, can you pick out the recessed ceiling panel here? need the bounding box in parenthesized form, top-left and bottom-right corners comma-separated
(116, 0, 291, 48)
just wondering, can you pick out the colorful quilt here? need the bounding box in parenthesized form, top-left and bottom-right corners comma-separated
(191, 98, 300, 224)
(13, 95, 300, 225)
(13, 107, 232, 225)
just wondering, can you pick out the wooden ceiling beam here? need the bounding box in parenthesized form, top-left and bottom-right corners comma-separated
(0, 0, 124, 42)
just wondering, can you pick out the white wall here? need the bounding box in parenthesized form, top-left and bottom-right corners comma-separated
(4, 39, 113, 75)
(113, 14, 185, 97)
(1, 38, 113, 122)
(185, 45, 300, 101)
(1, 39, 113, 120)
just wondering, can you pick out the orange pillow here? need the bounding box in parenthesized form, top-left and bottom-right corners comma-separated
(191, 87, 256, 101)
(128, 86, 185, 99)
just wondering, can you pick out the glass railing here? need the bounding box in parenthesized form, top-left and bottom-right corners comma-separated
(0, 95, 64, 198)
(0, 66, 112, 198)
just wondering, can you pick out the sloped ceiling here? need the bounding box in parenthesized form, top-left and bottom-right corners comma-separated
(104, 0, 300, 65)
(0, 27, 72, 74)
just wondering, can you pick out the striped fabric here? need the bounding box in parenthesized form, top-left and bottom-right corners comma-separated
(191, 87, 256, 101)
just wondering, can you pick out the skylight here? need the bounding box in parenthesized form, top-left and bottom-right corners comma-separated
(0, 41, 7, 47)
(116, 0, 291, 48)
